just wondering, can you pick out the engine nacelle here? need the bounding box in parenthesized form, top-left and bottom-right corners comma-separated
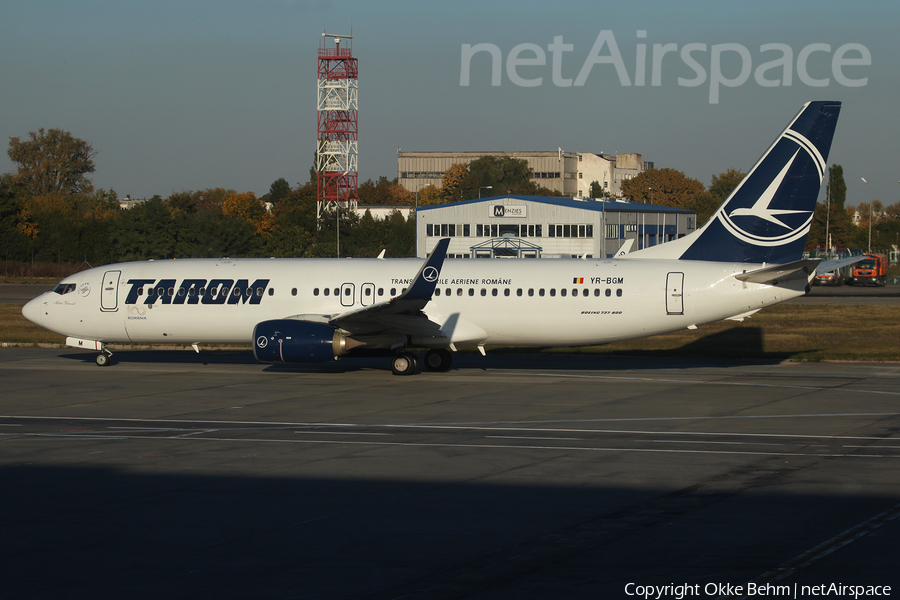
(253, 320, 351, 364)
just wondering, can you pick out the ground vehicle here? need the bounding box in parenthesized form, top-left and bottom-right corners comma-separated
(813, 270, 842, 286)
(846, 253, 888, 286)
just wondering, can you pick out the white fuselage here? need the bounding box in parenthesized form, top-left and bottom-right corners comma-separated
(24, 256, 804, 349)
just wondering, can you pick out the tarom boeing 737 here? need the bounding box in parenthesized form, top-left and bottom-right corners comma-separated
(23, 101, 853, 375)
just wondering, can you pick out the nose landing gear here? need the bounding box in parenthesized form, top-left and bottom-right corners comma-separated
(95, 348, 113, 367)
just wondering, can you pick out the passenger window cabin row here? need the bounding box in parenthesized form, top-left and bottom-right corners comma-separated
(310, 287, 624, 298)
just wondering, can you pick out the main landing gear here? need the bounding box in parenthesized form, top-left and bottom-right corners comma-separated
(390, 348, 453, 376)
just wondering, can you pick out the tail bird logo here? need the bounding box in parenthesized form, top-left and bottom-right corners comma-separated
(718, 128, 826, 248)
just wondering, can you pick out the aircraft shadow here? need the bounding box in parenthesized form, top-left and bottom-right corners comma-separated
(57, 326, 800, 374)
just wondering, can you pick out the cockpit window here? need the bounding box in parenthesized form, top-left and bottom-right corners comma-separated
(52, 283, 77, 295)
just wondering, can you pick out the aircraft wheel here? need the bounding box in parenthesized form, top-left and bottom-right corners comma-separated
(95, 353, 110, 367)
(424, 349, 452, 372)
(391, 352, 418, 376)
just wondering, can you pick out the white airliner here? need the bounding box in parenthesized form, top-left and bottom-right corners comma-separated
(23, 101, 850, 375)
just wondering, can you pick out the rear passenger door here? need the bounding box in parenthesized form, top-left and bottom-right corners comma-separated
(666, 272, 684, 315)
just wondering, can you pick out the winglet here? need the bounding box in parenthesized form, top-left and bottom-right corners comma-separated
(397, 237, 450, 303)
(614, 239, 634, 257)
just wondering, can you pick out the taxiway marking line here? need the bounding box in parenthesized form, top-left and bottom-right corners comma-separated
(2, 432, 899, 459)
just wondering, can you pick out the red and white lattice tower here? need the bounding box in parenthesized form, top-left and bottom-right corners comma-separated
(316, 32, 358, 220)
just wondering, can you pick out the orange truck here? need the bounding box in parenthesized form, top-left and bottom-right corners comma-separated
(846, 253, 889, 286)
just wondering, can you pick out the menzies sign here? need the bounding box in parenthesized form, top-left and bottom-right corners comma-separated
(490, 205, 527, 218)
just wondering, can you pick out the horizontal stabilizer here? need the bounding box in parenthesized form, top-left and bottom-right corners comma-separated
(816, 255, 867, 273)
(725, 309, 761, 322)
(734, 259, 820, 285)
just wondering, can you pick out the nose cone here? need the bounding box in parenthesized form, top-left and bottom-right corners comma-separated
(22, 296, 43, 326)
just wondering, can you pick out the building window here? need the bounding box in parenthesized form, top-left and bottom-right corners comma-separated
(463, 224, 470, 236)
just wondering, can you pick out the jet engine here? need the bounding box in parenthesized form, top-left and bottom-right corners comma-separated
(252, 320, 358, 363)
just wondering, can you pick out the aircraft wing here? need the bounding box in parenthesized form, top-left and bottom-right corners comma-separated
(328, 238, 450, 337)
(733, 259, 820, 285)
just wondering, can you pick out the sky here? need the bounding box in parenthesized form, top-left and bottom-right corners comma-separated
(2, 0, 898, 208)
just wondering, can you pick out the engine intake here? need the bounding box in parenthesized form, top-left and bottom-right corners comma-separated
(253, 320, 355, 363)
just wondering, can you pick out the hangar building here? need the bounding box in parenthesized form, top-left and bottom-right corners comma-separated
(416, 195, 696, 259)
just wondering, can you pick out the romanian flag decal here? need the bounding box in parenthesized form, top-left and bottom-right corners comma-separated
(573, 277, 584, 284)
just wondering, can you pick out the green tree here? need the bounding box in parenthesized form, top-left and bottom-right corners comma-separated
(383, 209, 416, 257)
(589, 180, 605, 199)
(271, 181, 317, 239)
(0, 173, 35, 261)
(439, 163, 470, 203)
(709, 168, 745, 203)
(463, 156, 541, 200)
(267, 177, 291, 204)
(620, 168, 705, 208)
(416, 184, 443, 206)
(683, 168, 745, 227)
(358, 176, 414, 206)
(809, 164, 854, 250)
(684, 192, 719, 227)
(351, 210, 386, 257)
(7, 128, 97, 197)
(262, 223, 316, 258)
